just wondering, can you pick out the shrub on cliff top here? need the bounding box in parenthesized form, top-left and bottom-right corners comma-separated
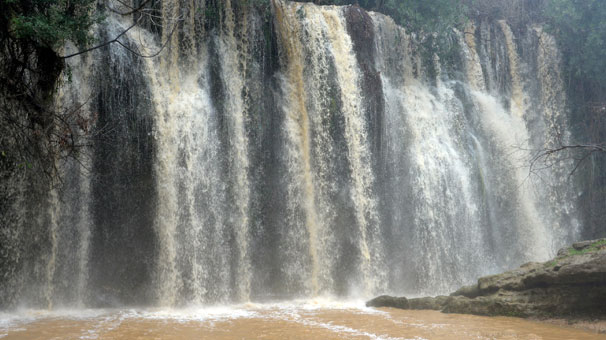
(2, 0, 99, 50)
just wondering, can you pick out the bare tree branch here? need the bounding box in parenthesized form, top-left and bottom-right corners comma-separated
(528, 142, 606, 178)
(61, 0, 181, 60)
(60, 19, 140, 59)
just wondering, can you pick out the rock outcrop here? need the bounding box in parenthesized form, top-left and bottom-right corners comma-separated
(367, 239, 606, 318)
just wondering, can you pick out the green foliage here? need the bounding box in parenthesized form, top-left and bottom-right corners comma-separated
(17, 161, 32, 169)
(3, 0, 99, 49)
(545, 0, 606, 87)
(381, 0, 467, 35)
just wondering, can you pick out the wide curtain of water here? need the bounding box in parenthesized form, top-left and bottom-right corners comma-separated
(0, 0, 580, 312)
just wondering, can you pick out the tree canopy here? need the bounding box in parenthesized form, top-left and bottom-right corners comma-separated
(2, 0, 98, 49)
(544, 0, 606, 88)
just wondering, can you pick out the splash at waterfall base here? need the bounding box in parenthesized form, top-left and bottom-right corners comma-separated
(367, 239, 606, 333)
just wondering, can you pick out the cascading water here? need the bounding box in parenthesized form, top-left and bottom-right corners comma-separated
(274, 2, 385, 297)
(0, 0, 581, 308)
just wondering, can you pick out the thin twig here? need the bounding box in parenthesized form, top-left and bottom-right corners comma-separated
(60, 19, 140, 59)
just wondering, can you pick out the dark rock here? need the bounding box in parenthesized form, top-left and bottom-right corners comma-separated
(451, 284, 481, 298)
(344, 5, 385, 170)
(441, 295, 530, 317)
(366, 239, 606, 319)
(408, 296, 449, 310)
(366, 295, 409, 309)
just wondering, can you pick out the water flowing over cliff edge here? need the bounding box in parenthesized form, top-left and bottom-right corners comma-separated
(0, 0, 581, 308)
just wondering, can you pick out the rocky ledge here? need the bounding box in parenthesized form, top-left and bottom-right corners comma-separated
(368, 239, 606, 319)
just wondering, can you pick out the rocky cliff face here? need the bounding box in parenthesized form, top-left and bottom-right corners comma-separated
(367, 239, 606, 318)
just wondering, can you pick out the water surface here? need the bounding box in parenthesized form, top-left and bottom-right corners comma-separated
(2, 301, 604, 339)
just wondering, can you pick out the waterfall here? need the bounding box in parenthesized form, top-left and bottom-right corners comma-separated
(274, 1, 385, 297)
(0, 0, 581, 308)
(45, 187, 59, 309)
(274, 1, 328, 296)
(219, 0, 253, 301)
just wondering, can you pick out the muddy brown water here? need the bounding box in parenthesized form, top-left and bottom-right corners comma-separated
(2, 301, 605, 339)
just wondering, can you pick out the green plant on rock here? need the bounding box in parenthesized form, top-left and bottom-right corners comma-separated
(545, 239, 606, 268)
(568, 239, 606, 256)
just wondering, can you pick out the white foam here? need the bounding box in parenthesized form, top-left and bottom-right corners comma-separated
(132, 306, 258, 323)
(0, 298, 379, 325)
(262, 305, 424, 340)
